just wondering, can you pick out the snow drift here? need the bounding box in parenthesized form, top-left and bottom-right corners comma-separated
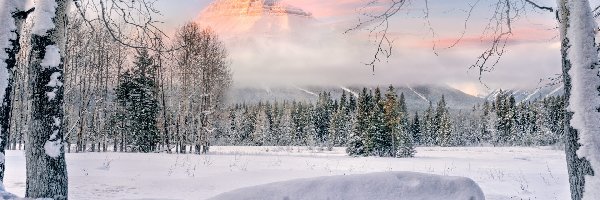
(209, 171, 485, 200)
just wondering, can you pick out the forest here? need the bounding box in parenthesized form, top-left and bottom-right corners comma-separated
(1, 0, 567, 159)
(214, 87, 565, 155)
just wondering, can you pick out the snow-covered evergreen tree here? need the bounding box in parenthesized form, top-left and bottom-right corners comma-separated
(253, 104, 271, 146)
(435, 95, 452, 146)
(422, 101, 436, 146)
(328, 103, 349, 148)
(239, 105, 255, 146)
(411, 112, 422, 146)
(369, 88, 392, 156)
(396, 93, 414, 157)
(395, 121, 416, 158)
(314, 92, 332, 146)
(346, 114, 364, 156)
(115, 49, 160, 153)
(279, 104, 295, 146)
(347, 88, 370, 156)
(383, 86, 399, 156)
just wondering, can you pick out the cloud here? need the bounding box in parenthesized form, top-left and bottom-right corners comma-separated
(187, 0, 562, 93)
(410, 26, 558, 48)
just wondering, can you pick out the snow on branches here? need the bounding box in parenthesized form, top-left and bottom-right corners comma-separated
(32, 0, 58, 36)
(0, 0, 25, 108)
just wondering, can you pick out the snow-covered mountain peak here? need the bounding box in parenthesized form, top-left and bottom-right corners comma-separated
(197, 0, 314, 36)
(201, 0, 312, 18)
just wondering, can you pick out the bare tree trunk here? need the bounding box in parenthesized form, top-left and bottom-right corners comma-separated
(0, 2, 32, 182)
(558, 1, 597, 199)
(25, 0, 70, 198)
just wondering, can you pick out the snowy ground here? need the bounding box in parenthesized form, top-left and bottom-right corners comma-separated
(4, 146, 569, 200)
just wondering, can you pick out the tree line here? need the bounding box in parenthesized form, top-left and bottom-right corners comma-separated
(212, 86, 565, 157)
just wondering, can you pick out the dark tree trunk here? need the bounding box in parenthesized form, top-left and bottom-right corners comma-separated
(25, 0, 70, 198)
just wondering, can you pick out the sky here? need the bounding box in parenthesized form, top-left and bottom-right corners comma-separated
(153, 0, 571, 96)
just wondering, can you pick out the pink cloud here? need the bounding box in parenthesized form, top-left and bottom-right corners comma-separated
(279, 0, 367, 18)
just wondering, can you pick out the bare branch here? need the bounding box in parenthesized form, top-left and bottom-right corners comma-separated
(524, 0, 554, 12)
(74, 0, 179, 53)
(440, 0, 481, 50)
(345, 0, 407, 71)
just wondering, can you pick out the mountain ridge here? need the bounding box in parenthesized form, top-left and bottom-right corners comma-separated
(226, 84, 564, 112)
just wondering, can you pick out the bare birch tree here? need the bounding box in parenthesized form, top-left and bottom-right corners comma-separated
(173, 22, 232, 154)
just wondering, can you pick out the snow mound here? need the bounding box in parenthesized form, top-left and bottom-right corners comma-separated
(209, 171, 485, 200)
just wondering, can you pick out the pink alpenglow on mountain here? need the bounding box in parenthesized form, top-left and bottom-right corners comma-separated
(196, 0, 313, 36)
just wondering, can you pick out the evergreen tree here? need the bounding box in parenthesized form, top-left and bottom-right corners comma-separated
(435, 95, 452, 146)
(396, 93, 414, 157)
(480, 101, 494, 144)
(395, 121, 416, 157)
(422, 101, 436, 146)
(328, 102, 350, 148)
(279, 104, 296, 146)
(348, 93, 357, 112)
(411, 112, 422, 145)
(291, 102, 308, 145)
(304, 105, 318, 148)
(369, 88, 392, 156)
(339, 91, 347, 111)
(115, 49, 160, 152)
(253, 104, 271, 146)
(314, 92, 332, 146)
(347, 88, 370, 156)
(346, 114, 364, 156)
(383, 86, 399, 156)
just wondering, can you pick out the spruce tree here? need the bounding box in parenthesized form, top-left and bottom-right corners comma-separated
(314, 92, 332, 146)
(329, 103, 350, 148)
(411, 112, 422, 145)
(396, 93, 415, 157)
(369, 88, 391, 156)
(348, 93, 357, 112)
(383, 86, 399, 156)
(115, 49, 160, 153)
(435, 95, 452, 146)
(253, 104, 271, 146)
(279, 105, 295, 146)
(347, 88, 369, 156)
(395, 121, 416, 157)
(346, 114, 364, 156)
(422, 101, 436, 146)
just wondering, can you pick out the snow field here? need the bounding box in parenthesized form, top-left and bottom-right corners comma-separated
(3, 146, 569, 200)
